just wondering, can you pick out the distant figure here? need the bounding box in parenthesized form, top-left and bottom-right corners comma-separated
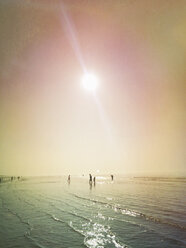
(89, 174, 92, 184)
(111, 175, 114, 181)
(0, 178, 1, 183)
(17, 176, 20, 180)
(93, 176, 96, 185)
(67, 175, 70, 184)
(11, 176, 13, 182)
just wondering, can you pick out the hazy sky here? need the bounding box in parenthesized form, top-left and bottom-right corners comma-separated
(0, 0, 185, 176)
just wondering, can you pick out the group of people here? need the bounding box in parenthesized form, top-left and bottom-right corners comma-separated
(89, 174, 96, 185)
(0, 176, 21, 183)
(67, 174, 114, 185)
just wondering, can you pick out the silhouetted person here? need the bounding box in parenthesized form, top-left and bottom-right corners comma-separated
(67, 175, 70, 184)
(93, 176, 96, 186)
(111, 175, 114, 181)
(89, 174, 92, 183)
(89, 174, 93, 189)
(11, 176, 13, 182)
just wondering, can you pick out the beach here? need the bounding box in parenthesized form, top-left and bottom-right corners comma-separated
(0, 176, 185, 248)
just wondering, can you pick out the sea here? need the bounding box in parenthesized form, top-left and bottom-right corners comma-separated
(0, 176, 185, 248)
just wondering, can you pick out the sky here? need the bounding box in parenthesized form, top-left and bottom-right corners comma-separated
(0, 0, 185, 176)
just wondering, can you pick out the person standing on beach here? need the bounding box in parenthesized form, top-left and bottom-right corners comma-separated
(67, 175, 70, 184)
(93, 176, 96, 185)
(111, 175, 114, 181)
(89, 174, 92, 183)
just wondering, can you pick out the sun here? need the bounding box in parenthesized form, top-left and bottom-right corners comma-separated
(82, 73, 98, 91)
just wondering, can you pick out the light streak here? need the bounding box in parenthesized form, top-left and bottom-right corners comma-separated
(60, 3, 87, 73)
(60, 3, 121, 160)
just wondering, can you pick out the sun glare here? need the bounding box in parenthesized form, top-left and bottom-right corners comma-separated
(82, 73, 98, 91)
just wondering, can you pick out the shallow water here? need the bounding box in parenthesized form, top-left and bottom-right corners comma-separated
(0, 176, 186, 248)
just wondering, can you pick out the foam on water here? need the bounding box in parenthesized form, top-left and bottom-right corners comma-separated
(70, 221, 127, 248)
